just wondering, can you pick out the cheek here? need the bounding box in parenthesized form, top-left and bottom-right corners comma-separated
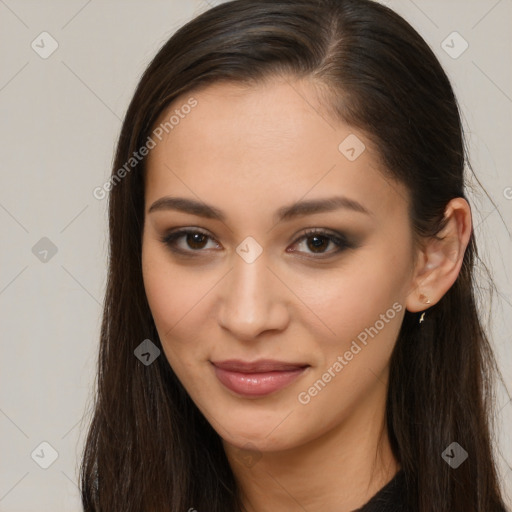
(142, 261, 210, 401)
(289, 252, 407, 437)
(295, 243, 410, 351)
(142, 232, 214, 329)
(141, 240, 204, 363)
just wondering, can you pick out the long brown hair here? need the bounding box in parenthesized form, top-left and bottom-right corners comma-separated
(80, 1, 509, 510)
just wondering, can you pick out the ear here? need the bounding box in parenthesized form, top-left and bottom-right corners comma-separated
(406, 198, 472, 313)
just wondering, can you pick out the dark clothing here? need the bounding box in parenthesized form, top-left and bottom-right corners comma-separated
(353, 470, 509, 512)
(353, 470, 407, 512)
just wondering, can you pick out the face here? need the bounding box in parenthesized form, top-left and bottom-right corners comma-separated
(142, 76, 417, 453)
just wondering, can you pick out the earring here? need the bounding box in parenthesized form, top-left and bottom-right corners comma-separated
(418, 294, 431, 324)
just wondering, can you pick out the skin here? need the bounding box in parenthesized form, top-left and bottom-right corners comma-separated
(141, 75, 472, 512)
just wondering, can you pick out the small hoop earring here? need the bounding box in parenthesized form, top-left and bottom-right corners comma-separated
(419, 311, 426, 324)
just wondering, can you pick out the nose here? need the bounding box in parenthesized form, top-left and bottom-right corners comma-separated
(216, 252, 290, 340)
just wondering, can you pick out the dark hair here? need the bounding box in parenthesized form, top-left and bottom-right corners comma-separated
(80, 1, 508, 510)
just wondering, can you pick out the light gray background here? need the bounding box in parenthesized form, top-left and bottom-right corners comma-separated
(0, 0, 511, 510)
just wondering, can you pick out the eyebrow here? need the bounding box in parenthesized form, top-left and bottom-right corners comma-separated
(147, 195, 371, 222)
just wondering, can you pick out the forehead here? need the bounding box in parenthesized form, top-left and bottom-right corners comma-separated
(149, 77, 346, 166)
(144, 77, 409, 222)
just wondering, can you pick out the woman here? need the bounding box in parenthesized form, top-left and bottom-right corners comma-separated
(80, 0, 509, 510)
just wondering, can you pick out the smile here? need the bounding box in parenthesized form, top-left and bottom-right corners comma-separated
(210, 359, 310, 397)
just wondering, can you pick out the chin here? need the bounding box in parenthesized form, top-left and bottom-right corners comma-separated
(210, 407, 305, 452)
(221, 429, 298, 454)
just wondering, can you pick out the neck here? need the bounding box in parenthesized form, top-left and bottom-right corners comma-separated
(223, 384, 399, 512)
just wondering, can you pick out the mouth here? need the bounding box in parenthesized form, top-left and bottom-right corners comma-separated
(210, 359, 310, 397)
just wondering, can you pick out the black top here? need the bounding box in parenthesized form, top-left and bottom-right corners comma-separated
(352, 470, 509, 512)
(353, 470, 407, 512)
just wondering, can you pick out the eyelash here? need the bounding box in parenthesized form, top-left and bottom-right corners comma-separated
(160, 227, 354, 259)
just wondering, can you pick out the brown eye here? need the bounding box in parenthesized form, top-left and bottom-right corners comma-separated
(185, 232, 209, 250)
(305, 234, 331, 253)
(289, 229, 353, 258)
(161, 229, 220, 254)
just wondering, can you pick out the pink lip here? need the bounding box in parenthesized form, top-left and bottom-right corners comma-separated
(211, 359, 309, 397)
